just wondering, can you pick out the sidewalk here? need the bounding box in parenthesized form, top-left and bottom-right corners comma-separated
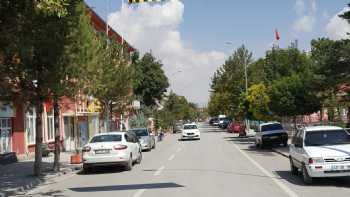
(0, 152, 81, 197)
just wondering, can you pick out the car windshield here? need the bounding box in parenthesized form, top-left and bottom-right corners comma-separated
(184, 125, 197, 130)
(261, 123, 283, 132)
(131, 129, 149, 137)
(304, 130, 350, 146)
(90, 135, 122, 143)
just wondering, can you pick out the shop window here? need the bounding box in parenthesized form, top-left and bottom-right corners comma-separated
(47, 110, 55, 141)
(26, 108, 36, 145)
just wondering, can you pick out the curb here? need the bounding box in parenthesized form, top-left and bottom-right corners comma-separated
(271, 148, 289, 158)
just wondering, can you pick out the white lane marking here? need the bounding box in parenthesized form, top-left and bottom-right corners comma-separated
(133, 189, 146, 197)
(232, 143, 299, 197)
(176, 148, 182, 153)
(154, 166, 165, 176)
(168, 154, 175, 161)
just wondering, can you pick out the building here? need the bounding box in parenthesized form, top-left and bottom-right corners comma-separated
(0, 4, 136, 157)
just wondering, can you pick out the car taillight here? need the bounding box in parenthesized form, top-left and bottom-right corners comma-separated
(82, 146, 91, 152)
(114, 145, 128, 150)
(308, 158, 313, 164)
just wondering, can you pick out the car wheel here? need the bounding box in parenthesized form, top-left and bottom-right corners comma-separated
(136, 151, 142, 164)
(289, 157, 298, 175)
(83, 164, 91, 174)
(125, 154, 133, 171)
(302, 165, 313, 184)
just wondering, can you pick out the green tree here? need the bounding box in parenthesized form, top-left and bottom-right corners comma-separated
(131, 52, 169, 106)
(246, 83, 272, 121)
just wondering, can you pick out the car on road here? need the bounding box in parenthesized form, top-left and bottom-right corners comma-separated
(181, 123, 200, 140)
(209, 117, 219, 126)
(173, 123, 183, 133)
(289, 126, 350, 184)
(82, 131, 142, 172)
(130, 128, 156, 151)
(255, 122, 288, 148)
(218, 117, 231, 129)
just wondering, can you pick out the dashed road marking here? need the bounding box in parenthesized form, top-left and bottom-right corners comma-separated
(133, 189, 146, 197)
(154, 166, 165, 176)
(168, 154, 175, 161)
(232, 143, 299, 197)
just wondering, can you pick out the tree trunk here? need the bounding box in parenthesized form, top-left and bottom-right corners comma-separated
(105, 103, 109, 132)
(53, 99, 60, 172)
(34, 102, 43, 176)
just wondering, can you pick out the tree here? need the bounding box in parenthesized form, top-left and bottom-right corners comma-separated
(208, 45, 253, 119)
(131, 52, 169, 107)
(246, 83, 272, 121)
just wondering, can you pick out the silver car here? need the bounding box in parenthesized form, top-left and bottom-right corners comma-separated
(130, 128, 156, 151)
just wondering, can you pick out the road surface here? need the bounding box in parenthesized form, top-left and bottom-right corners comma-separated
(26, 123, 350, 197)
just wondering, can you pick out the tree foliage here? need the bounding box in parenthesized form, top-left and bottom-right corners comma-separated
(131, 52, 169, 107)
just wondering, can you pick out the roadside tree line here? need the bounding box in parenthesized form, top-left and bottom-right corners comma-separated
(0, 0, 169, 175)
(208, 4, 350, 126)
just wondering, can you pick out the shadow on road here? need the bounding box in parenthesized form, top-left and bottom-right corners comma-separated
(29, 189, 67, 197)
(275, 170, 350, 188)
(77, 165, 126, 175)
(69, 182, 184, 192)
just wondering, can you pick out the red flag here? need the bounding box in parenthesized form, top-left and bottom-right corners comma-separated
(275, 29, 280, 41)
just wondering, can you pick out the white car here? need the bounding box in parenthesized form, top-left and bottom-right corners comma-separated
(289, 126, 350, 184)
(255, 122, 288, 148)
(181, 123, 200, 140)
(82, 131, 142, 172)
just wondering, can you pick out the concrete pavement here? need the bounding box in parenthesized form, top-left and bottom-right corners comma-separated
(21, 123, 350, 197)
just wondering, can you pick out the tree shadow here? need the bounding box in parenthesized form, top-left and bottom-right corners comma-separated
(0, 161, 68, 196)
(275, 170, 350, 187)
(69, 182, 184, 192)
(28, 189, 67, 197)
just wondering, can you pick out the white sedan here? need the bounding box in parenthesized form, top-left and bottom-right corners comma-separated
(181, 123, 200, 140)
(82, 131, 142, 172)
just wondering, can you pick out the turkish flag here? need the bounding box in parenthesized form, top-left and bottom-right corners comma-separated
(275, 29, 280, 41)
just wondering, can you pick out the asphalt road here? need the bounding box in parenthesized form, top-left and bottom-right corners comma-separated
(26, 123, 350, 197)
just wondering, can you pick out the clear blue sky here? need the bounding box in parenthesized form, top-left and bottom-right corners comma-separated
(85, 0, 348, 58)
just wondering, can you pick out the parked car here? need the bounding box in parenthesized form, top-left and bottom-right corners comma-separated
(255, 122, 288, 148)
(181, 123, 200, 140)
(130, 128, 156, 151)
(218, 117, 231, 129)
(173, 123, 183, 133)
(289, 126, 350, 184)
(82, 131, 142, 172)
(209, 117, 219, 126)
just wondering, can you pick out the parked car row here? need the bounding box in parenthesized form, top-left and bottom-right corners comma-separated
(81, 128, 156, 173)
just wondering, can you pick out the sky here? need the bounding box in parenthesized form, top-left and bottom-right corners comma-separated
(85, 0, 350, 106)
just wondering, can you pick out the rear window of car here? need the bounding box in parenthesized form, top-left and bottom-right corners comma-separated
(184, 125, 197, 130)
(131, 129, 149, 137)
(261, 123, 283, 132)
(304, 129, 350, 146)
(90, 135, 122, 143)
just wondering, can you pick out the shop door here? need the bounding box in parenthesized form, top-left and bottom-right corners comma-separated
(0, 118, 12, 154)
(63, 117, 75, 152)
(78, 121, 89, 147)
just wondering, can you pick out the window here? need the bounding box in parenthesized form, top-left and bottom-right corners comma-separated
(184, 125, 197, 130)
(90, 134, 122, 143)
(47, 110, 55, 141)
(304, 130, 350, 146)
(26, 108, 36, 145)
(131, 129, 148, 137)
(261, 123, 283, 132)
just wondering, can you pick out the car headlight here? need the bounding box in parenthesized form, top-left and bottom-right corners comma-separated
(308, 157, 324, 164)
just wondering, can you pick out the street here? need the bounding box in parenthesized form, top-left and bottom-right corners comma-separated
(26, 123, 350, 197)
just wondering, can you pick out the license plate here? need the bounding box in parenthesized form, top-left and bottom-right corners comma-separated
(95, 149, 110, 154)
(270, 136, 278, 139)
